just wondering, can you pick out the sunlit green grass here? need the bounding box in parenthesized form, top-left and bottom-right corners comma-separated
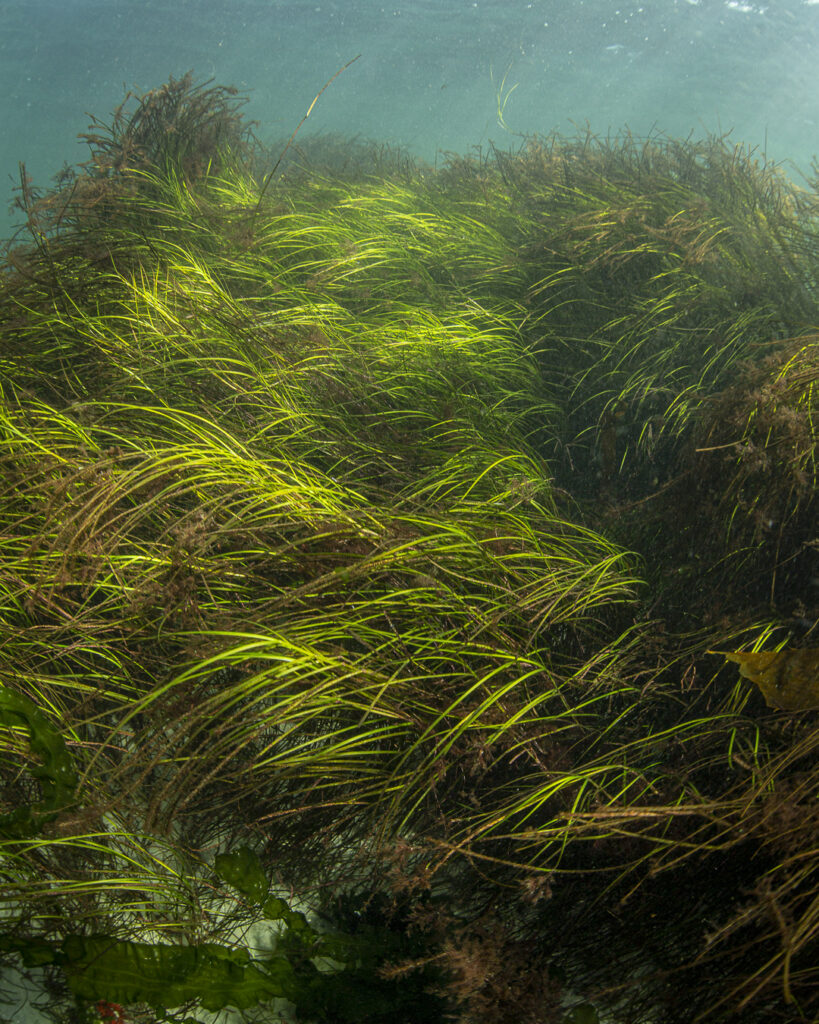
(2, 78, 819, 1022)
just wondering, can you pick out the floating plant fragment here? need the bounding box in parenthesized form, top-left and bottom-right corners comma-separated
(719, 649, 819, 710)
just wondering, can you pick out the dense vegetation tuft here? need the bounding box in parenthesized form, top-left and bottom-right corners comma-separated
(2, 74, 819, 1023)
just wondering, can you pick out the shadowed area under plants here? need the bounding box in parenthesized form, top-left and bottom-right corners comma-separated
(2, 75, 819, 1023)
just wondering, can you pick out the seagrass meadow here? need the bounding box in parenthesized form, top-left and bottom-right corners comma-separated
(2, 75, 819, 1024)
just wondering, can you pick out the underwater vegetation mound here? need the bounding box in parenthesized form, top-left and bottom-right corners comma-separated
(1, 74, 819, 1024)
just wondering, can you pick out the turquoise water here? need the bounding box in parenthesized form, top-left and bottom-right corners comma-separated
(0, 0, 817, 231)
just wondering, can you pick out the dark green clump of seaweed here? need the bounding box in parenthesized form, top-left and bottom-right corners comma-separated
(1, 75, 819, 1024)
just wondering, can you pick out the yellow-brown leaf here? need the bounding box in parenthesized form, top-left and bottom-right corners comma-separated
(719, 649, 819, 710)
